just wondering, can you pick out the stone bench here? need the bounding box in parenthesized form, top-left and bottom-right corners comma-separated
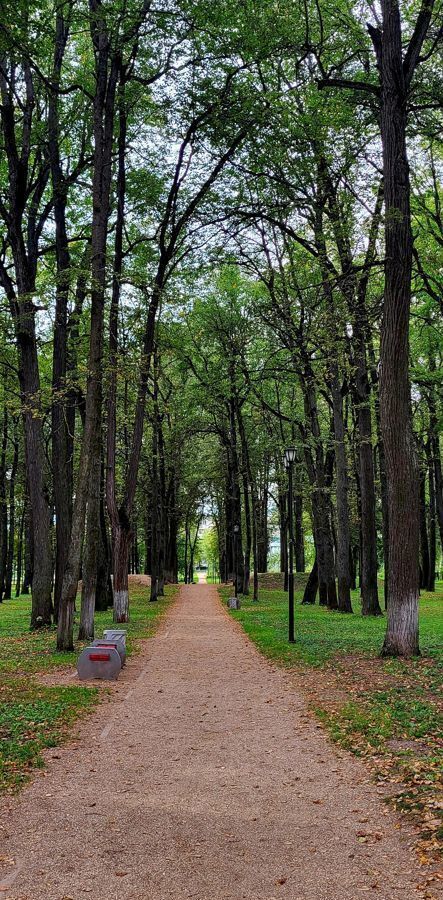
(92, 638, 126, 666)
(103, 629, 127, 651)
(77, 645, 121, 681)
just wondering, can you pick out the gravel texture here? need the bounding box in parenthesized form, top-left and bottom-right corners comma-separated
(0, 583, 433, 899)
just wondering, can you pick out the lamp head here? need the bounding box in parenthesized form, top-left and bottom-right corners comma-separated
(284, 446, 296, 467)
(233, 524, 240, 534)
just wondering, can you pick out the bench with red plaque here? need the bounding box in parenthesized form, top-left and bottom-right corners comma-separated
(77, 644, 121, 681)
(92, 638, 126, 666)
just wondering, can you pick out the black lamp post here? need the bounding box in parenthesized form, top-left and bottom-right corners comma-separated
(233, 523, 240, 598)
(284, 447, 296, 643)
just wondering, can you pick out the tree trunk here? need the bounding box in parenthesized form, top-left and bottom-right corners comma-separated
(49, 10, 73, 622)
(0, 407, 8, 601)
(330, 372, 353, 612)
(57, 10, 119, 650)
(15, 501, 25, 597)
(113, 521, 131, 620)
(419, 467, 430, 590)
(426, 440, 436, 592)
(256, 459, 269, 572)
(78, 448, 102, 641)
(4, 424, 18, 600)
(428, 381, 443, 553)
(22, 497, 33, 595)
(0, 60, 54, 627)
(302, 555, 318, 604)
(294, 491, 305, 572)
(376, 0, 422, 656)
(278, 484, 288, 580)
(96, 473, 113, 612)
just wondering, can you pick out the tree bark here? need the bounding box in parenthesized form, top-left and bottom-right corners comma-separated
(78, 447, 102, 641)
(294, 490, 305, 572)
(426, 439, 436, 592)
(0, 58, 54, 626)
(0, 407, 8, 601)
(330, 372, 353, 612)
(57, 4, 119, 649)
(375, 0, 425, 656)
(302, 555, 318, 604)
(49, 5, 73, 622)
(419, 466, 430, 590)
(4, 422, 18, 600)
(22, 494, 33, 595)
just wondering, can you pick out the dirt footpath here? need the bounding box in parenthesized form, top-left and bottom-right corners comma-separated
(0, 583, 434, 900)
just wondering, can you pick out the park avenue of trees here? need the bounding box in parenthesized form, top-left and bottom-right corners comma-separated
(0, 0, 441, 656)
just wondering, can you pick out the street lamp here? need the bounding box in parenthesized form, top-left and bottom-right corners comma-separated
(284, 447, 296, 643)
(233, 523, 240, 599)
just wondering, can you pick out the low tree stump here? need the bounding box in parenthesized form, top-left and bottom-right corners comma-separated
(77, 646, 121, 681)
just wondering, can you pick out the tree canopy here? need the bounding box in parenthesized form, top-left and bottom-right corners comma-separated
(0, 0, 442, 656)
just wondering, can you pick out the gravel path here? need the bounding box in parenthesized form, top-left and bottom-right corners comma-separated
(0, 583, 431, 899)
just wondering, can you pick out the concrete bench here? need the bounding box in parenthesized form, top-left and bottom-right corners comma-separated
(92, 638, 126, 666)
(77, 645, 121, 681)
(227, 597, 241, 609)
(103, 629, 127, 651)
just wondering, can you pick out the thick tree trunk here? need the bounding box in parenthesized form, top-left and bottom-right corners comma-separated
(57, 18, 119, 650)
(50, 57, 72, 621)
(377, 0, 421, 656)
(331, 373, 353, 612)
(300, 365, 337, 610)
(312, 494, 336, 607)
(78, 448, 102, 641)
(0, 61, 54, 626)
(314, 181, 351, 613)
(302, 555, 318, 604)
(113, 521, 131, 620)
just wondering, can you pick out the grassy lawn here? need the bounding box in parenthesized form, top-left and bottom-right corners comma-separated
(0, 584, 176, 793)
(220, 583, 443, 862)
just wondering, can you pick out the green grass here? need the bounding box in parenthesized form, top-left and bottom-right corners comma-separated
(0, 679, 98, 791)
(220, 584, 443, 666)
(0, 584, 176, 792)
(221, 583, 443, 857)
